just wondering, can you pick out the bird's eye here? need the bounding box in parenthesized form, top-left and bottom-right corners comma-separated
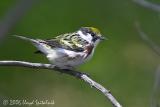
(90, 32, 95, 37)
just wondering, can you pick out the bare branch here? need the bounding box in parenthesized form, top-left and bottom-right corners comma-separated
(81, 75, 122, 107)
(135, 22, 160, 107)
(135, 22, 160, 56)
(151, 65, 160, 107)
(133, 0, 160, 12)
(0, 60, 122, 107)
(0, 0, 38, 41)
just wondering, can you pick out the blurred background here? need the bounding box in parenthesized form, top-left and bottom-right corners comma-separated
(0, 0, 160, 107)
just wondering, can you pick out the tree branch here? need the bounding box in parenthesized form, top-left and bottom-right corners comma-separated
(0, 0, 38, 41)
(0, 60, 122, 107)
(151, 65, 160, 107)
(133, 0, 160, 12)
(135, 22, 160, 107)
(135, 22, 160, 56)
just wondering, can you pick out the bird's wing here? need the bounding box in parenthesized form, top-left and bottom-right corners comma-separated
(44, 33, 89, 52)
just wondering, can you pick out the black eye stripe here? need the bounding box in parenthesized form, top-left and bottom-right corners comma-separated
(92, 37, 98, 42)
(91, 32, 95, 36)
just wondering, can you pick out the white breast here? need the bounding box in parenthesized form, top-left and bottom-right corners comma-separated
(46, 48, 90, 69)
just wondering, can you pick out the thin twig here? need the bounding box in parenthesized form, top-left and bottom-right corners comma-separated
(0, 0, 38, 41)
(0, 60, 122, 107)
(133, 0, 160, 12)
(135, 22, 160, 56)
(135, 22, 160, 107)
(151, 65, 160, 107)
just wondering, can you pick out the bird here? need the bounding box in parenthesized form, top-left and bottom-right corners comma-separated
(14, 27, 106, 69)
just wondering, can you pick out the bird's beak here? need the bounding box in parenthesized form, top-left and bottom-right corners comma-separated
(99, 36, 108, 40)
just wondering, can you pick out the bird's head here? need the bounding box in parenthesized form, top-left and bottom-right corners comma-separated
(77, 27, 106, 46)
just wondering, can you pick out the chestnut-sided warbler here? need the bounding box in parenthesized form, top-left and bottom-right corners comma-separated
(14, 27, 106, 69)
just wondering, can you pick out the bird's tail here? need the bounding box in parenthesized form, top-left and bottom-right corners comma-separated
(13, 35, 39, 44)
(13, 35, 49, 55)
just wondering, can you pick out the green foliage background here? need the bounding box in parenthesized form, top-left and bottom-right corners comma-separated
(0, 0, 160, 107)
